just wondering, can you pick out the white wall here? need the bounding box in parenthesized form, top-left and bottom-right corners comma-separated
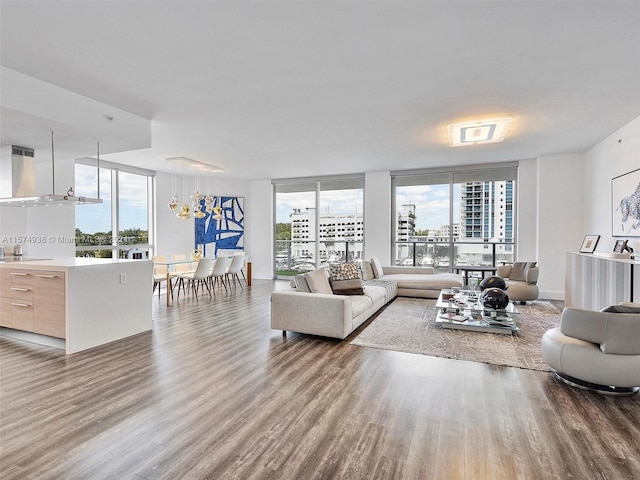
(536, 153, 585, 299)
(584, 114, 640, 254)
(516, 159, 538, 261)
(364, 171, 392, 264)
(248, 180, 273, 280)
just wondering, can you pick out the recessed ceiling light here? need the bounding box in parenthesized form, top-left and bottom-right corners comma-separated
(447, 117, 512, 147)
(166, 157, 225, 173)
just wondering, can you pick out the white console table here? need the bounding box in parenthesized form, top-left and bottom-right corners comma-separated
(566, 252, 639, 310)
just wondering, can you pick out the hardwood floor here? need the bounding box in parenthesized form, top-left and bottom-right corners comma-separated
(1, 281, 639, 479)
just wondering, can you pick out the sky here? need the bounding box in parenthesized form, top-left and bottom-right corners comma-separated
(75, 164, 148, 234)
(276, 189, 364, 223)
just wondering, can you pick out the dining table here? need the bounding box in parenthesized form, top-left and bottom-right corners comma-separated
(154, 256, 252, 306)
(154, 258, 198, 306)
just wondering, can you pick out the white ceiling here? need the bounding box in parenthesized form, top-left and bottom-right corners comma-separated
(1, 0, 639, 180)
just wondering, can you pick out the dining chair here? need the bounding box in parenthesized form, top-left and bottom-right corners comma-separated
(209, 256, 231, 294)
(172, 254, 195, 295)
(152, 255, 171, 298)
(226, 252, 245, 289)
(176, 258, 214, 300)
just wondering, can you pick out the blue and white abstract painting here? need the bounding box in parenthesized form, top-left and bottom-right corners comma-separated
(195, 196, 244, 256)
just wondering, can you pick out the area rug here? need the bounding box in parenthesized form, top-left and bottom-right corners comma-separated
(350, 297, 562, 371)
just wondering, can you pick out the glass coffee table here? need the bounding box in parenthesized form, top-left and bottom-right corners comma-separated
(435, 289, 520, 334)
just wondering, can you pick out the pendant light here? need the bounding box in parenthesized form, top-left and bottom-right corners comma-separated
(176, 162, 191, 219)
(192, 175, 206, 218)
(212, 196, 223, 221)
(168, 162, 178, 210)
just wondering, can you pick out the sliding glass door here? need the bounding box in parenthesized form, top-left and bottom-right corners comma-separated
(274, 177, 364, 278)
(393, 165, 517, 277)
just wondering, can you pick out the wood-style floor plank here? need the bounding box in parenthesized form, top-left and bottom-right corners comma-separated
(1, 280, 639, 479)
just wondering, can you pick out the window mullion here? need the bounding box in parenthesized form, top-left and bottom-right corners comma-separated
(112, 169, 119, 257)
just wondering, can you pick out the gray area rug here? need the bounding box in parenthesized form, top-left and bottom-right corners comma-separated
(350, 297, 562, 371)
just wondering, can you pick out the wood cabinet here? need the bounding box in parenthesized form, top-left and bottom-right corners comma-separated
(0, 269, 10, 327)
(33, 271, 65, 338)
(0, 268, 65, 339)
(8, 270, 33, 332)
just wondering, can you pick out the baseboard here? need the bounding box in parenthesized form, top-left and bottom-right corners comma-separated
(1, 328, 66, 350)
(539, 290, 564, 301)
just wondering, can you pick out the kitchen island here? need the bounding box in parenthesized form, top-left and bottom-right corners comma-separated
(0, 257, 152, 354)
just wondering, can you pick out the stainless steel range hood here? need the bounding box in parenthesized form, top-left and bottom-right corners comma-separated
(0, 139, 103, 207)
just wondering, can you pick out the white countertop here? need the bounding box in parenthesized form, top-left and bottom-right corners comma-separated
(0, 257, 150, 269)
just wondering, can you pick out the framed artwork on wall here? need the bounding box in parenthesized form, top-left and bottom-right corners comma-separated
(579, 234, 600, 253)
(612, 167, 640, 237)
(194, 196, 245, 257)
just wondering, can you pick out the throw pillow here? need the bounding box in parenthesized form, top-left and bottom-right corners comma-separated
(509, 261, 537, 282)
(304, 268, 333, 294)
(329, 263, 360, 281)
(601, 305, 640, 314)
(331, 278, 365, 295)
(360, 260, 375, 281)
(509, 262, 529, 281)
(293, 274, 311, 293)
(370, 257, 384, 279)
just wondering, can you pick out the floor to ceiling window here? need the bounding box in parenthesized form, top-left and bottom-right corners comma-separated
(75, 159, 154, 259)
(392, 164, 517, 277)
(274, 176, 364, 278)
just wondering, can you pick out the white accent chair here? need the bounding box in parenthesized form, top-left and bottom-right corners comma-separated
(541, 303, 640, 395)
(496, 262, 539, 304)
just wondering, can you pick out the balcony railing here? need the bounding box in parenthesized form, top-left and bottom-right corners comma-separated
(275, 240, 364, 277)
(394, 240, 515, 274)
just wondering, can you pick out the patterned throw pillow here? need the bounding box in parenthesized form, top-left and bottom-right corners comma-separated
(329, 263, 360, 281)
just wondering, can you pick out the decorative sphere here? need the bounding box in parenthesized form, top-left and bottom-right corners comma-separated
(480, 287, 510, 309)
(479, 275, 507, 291)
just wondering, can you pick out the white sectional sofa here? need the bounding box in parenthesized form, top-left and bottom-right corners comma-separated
(378, 265, 465, 298)
(271, 262, 463, 339)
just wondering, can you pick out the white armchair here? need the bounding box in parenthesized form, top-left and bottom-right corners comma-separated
(496, 262, 539, 304)
(541, 303, 640, 395)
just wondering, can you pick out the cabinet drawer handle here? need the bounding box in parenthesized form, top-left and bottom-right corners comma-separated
(10, 272, 30, 276)
(10, 287, 31, 292)
(11, 302, 31, 308)
(35, 274, 58, 278)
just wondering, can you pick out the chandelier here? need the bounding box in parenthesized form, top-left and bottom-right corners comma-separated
(165, 157, 225, 221)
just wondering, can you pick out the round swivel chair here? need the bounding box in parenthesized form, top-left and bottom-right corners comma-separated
(541, 303, 640, 395)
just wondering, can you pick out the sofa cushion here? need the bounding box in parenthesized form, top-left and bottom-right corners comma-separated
(329, 263, 360, 281)
(350, 294, 374, 318)
(364, 280, 398, 304)
(331, 278, 365, 295)
(360, 260, 375, 281)
(305, 268, 333, 294)
(293, 274, 311, 293)
(381, 273, 463, 291)
(370, 257, 384, 279)
(509, 261, 537, 282)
